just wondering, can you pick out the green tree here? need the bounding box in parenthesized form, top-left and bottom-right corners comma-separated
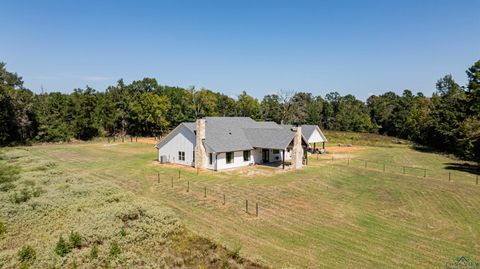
(72, 87, 100, 140)
(236, 91, 260, 119)
(260, 94, 282, 123)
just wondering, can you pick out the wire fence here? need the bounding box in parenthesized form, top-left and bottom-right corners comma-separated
(310, 154, 480, 185)
(153, 170, 261, 217)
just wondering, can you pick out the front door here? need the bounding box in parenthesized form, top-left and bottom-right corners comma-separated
(262, 149, 270, 163)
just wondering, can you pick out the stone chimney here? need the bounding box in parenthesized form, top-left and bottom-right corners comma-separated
(194, 118, 206, 169)
(291, 127, 303, 169)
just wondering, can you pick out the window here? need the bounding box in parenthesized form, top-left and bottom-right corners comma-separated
(209, 153, 213, 165)
(178, 151, 185, 161)
(273, 149, 280, 154)
(287, 148, 290, 153)
(243, 150, 251, 161)
(226, 152, 234, 164)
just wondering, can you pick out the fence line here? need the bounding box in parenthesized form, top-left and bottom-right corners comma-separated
(153, 169, 261, 217)
(310, 154, 479, 185)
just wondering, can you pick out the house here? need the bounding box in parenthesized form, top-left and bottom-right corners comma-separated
(155, 117, 327, 171)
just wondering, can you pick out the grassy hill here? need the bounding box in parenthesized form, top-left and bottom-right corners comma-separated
(1, 133, 479, 268)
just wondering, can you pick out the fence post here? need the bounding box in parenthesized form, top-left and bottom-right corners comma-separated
(130, 136, 133, 142)
(204, 186, 206, 198)
(424, 169, 426, 178)
(449, 172, 451, 181)
(108, 137, 110, 143)
(113, 136, 116, 142)
(476, 175, 478, 185)
(122, 136, 124, 142)
(178, 170, 180, 179)
(256, 203, 258, 217)
(187, 181, 189, 192)
(223, 194, 225, 205)
(157, 172, 160, 184)
(135, 136, 138, 142)
(171, 176, 173, 187)
(245, 200, 248, 213)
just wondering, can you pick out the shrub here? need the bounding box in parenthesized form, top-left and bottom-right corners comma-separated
(18, 245, 36, 264)
(119, 227, 127, 237)
(69, 231, 82, 249)
(55, 236, 70, 257)
(109, 241, 121, 257)
(10, 188, 32, 204)
(0, 220, 6, 236)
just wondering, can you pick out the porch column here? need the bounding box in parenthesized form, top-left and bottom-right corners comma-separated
(282, 149, 285, 170)
(323, 142, 325, 149)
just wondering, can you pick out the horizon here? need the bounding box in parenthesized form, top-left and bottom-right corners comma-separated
(1, 0, 479, 100)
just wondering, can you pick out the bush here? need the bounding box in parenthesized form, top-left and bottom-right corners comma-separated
(55, 236, 69, 257)
(18, 245, 36, 264)
(69, 231, 82, 249)
(109, 241, 121, 257)
(119, 227, 127, 237)
(10, 188, 32, 204)
(0, 220, 6, 236)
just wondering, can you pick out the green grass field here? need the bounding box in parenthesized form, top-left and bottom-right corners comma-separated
(2, 133, 480, 268)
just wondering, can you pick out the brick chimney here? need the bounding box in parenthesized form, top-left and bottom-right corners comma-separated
(291, 127, 303, 169)
(194, 118, 206, 169)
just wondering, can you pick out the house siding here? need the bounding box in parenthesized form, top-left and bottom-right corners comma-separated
(216, 150, 254, 170)
(158, 125, 196, 166)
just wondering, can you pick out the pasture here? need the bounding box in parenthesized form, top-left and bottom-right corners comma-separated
(2, 133, 480, 268)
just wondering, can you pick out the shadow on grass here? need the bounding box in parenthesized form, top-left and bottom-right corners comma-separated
(444, 162, 480, 176)
(410, 144, 443, 154)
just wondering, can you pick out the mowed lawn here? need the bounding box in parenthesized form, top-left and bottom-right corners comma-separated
(26, 137, 480, 268)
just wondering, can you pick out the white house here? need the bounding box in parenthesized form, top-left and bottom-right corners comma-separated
(156, 117, 327, 171)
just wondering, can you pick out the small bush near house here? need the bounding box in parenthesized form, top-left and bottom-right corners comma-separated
(109, 241, 121, 257)
(69, 231, 82, 249)
(10, 188, 32, 204)
(18, 245, 36, 264)
(55, 236, 69, 257)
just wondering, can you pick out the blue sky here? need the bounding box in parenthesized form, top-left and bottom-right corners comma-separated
(1, 0, 479, 100)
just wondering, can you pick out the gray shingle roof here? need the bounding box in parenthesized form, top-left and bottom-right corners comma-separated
(162, 117, 325, 152)
(243, 128, 295, 149)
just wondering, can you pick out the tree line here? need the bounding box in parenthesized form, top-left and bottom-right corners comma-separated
(1, 60, 479, 162)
